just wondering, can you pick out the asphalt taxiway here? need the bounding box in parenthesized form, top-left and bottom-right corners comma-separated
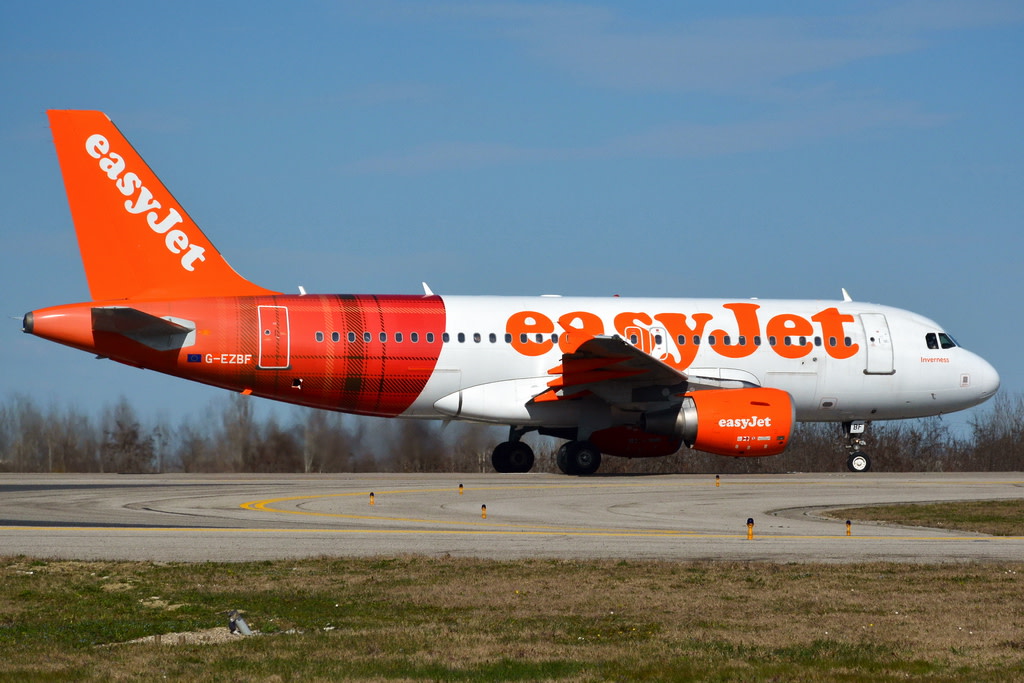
(1, 472, 1022, 563)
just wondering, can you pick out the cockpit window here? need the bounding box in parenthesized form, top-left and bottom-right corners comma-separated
(927, 332, 958, 350)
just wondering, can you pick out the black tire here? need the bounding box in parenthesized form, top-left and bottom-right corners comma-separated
(556, 443, 574, 475)
(561, 441, 602, 476)
(847, 451, 871, 473)
(507, 442, 535, 473)
(491, 442, 513, 473)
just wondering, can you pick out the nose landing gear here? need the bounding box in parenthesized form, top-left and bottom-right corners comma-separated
(843, 420, 871, 472)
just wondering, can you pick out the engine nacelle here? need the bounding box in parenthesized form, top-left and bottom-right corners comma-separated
(642, 387, 794, 457)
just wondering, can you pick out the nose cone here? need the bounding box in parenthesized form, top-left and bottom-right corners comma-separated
(972, 354, 1000, 403)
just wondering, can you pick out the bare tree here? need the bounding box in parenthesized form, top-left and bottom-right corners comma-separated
(100, 397, 154, 473)
(969, 393, 1024, 470)
(219, 393, 257, 472)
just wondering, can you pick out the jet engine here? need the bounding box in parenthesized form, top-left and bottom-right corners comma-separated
(642, 387, 794, 457)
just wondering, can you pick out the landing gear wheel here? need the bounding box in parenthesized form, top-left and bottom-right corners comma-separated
(491, 442, 513, 473)
(491, 442, 535, 473)
(507, 442, 535, 473)
(556, 443, 572, 475)
(847, 451, 871, 473)
(556, 440, 602, 476)
(841, 421, 871, 473)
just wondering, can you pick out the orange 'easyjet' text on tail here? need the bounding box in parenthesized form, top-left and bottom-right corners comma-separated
(48, 110, 278, 301)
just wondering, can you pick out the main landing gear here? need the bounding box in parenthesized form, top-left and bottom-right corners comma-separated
(843, 420, 871, 473)
(556, 440, 602, 476)
(491, 428, 535, 473)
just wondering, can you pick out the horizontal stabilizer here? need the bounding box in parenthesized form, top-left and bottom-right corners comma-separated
(92, 307, 194, 351)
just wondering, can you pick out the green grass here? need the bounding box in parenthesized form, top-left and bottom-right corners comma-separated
(2, 556, 1024, 681)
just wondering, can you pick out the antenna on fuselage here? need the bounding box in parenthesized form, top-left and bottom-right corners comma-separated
(422, 282, 434, 296)
(841, 288, 853, 302)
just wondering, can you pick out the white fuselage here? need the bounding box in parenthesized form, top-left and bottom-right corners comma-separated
(404, 296, 999, 427)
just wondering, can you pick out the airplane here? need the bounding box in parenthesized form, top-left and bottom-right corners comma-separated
(23, 110, 1000, 474)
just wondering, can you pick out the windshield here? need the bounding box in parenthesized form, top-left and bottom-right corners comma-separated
(926, 332, 958, 350)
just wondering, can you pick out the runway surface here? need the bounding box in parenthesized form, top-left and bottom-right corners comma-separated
(1, 472, 1022, 563)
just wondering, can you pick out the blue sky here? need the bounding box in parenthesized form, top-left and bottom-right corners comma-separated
(1, 1, 1021, 434)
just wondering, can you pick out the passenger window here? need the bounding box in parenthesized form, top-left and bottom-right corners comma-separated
(629, 334, 639, 345)
(535, 333, 544, 343)
(473, 333, 481, 343)
(331, 332, 340, 342)
(769, 336, 777, 346)
(829, 336, 837, 347)
(737, 336, 745, 346)
(426, 332, 434, 343)
(348, 332, 356, 343)
(677, 335, 686, 345)
(520, 333, 527, 344)
(411, 332, 419, 343)
(315, 331, 324, 342)
(844, 336, 852, 346)
(505, 333, 512, 343)
(395, 332, 403, 343)
(379, 332, 387, 342)
(489, 333, 497, 343)
(723, 335, 731, 345)
(458, 333, 466, 343)
(753, 336, 761, 346)
(442, 332, 450, 343)
(708, 335, 716, 346)
(363, 332, 371, 343)
(693, 335, 700, 345)
(654, 334, 663, 344)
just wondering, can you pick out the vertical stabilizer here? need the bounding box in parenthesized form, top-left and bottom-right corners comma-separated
(47, 110, 278, 301)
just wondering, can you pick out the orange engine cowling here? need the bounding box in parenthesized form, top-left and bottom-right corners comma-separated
(642, 387, 794, 457)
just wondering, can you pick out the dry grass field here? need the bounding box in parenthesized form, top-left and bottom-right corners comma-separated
(827, 499, 1024, 537)
(2, 501, 1023, 681)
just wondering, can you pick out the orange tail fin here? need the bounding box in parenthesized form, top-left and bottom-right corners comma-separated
(48, 110, 278, 301)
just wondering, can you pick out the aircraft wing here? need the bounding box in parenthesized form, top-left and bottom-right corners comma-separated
(532, 335, 763, 406)
(532, 335, 687, 405)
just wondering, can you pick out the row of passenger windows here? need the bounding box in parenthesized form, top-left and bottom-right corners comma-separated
(313, 330, 855, 348)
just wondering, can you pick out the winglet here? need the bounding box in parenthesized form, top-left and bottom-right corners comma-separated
(47, 110, 279, 301)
